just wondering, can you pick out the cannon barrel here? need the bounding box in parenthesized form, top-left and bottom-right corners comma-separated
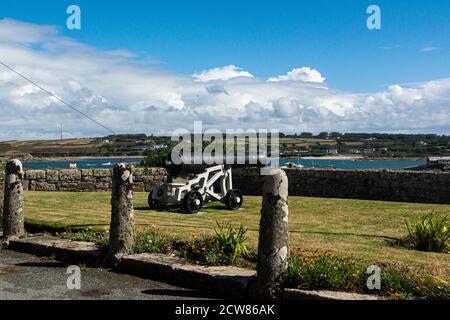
(165, 154, 267, 176)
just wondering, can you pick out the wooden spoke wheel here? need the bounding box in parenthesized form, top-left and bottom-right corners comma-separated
(225, 189, 243, 210)
(183, 190, 203, 214)
(148, 190, 164, 210)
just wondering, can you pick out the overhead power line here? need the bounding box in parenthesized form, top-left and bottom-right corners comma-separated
(0, 60, 116, 134)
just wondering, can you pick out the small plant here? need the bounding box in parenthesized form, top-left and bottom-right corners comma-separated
(133, 227, 176, 254)
(180, 222, 248, 266)
(69, 229, 109, 251)
(71, 229, 99, 242)
(214, 222, 248, 262)
(406, 213, 450, 253)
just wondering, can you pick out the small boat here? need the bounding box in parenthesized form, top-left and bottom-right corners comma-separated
(282, 162, 304, 169)
(101, 162, 112, 166)
(282, 150, 305, 169)
(311, 161, 319, 168)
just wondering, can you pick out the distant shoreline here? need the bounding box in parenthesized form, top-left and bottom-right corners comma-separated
(21, 156, 145, 162)
(4, 155, 427, 163)
(281, 155, 425, 161)
(283, 156, 363, 160)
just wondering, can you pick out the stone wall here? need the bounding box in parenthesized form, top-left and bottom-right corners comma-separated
(1, 167, 449, 204)
(0, 168, 166, 192)
(233, 168, 450, 204)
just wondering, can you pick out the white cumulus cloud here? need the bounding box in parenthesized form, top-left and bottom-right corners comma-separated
(268, 67, 326, 83)
(192, 65, 254, 82)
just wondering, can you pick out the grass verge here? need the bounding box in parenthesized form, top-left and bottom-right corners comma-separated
(20, 191, 450, 274)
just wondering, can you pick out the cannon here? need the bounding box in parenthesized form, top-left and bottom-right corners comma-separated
(148, 154, 267, 214)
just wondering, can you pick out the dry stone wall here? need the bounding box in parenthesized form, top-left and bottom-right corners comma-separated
(233, 168, 450, 204)
(1, 167, 449, 204)
(0, 168, 166, 192)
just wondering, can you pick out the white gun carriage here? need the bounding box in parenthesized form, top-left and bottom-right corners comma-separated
(148, 154, 266, 213)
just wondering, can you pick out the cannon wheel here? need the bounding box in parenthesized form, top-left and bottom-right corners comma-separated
(183, 190, 203, 214)
(225, 189, 243, 210)
(148, 190, 164, 211)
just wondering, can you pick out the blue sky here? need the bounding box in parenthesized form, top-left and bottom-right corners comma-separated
(2, 0, 450, 92)
(1, 1, 450, 139)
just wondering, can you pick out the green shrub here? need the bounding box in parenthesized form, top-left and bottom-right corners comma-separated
(380, 266, 417, 299)
(133, 227, 176, 254)
(285, 251, 365, 291)
(180, 222, 248, 266)
(406, 213, 450, 253)
(141, 147, 172, 167)
(381, 266, 450, 300)
(284, 250, 450, 300)
(181, 234, 223, 266)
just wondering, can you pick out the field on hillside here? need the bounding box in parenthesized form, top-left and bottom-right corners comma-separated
(0, 139, 98, 156)
(19, 191, 450, 275)
(0, 136, 337, 157)
(280, 137, 337, 147)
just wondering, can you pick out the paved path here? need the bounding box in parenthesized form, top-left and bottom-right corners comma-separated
(0, 248, 218, 300)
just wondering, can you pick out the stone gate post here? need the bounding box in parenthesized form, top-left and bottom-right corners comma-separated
(253, 169, 289, 299)
(2, 159, 25, 240)
(103, 163, 135, 266)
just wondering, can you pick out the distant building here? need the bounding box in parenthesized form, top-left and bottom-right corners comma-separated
(326, 148, 338, 155)
(427, 157, 450, 166)
(363, 148, 376, 154)
(153, 144, 168, 150)
(416, 141, 428, 147)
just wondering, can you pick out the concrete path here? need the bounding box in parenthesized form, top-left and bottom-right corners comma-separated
(0, 247, 218, 300)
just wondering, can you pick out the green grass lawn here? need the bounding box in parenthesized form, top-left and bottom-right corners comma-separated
(20, 191, 450, 276)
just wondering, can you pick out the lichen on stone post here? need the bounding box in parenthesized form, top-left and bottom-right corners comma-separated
(2, 159, 25, 240)
(103, 163, 135, 267)
(253, 168, 289, 299)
